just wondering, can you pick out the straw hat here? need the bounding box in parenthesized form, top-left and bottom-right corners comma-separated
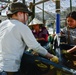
(29, 18, 43, 26)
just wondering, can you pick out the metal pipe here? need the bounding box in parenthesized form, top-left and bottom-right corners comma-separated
(70, 0, 72, 12)
(42, 0, 44, 24)
(22, 0, 25, 4)
(0, 12, 1, 23)
(56, 0, 60, 34)
(32, 0, 35, 19)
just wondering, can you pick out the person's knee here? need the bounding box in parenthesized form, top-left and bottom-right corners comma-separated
(7, 72, 14, 75)
(0, 71, 7, 75)
(0, 71, 15, 75)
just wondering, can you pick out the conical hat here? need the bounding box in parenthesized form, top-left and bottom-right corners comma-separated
(29, 18, 43, 26)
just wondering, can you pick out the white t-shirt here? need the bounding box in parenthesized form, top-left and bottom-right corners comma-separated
(0, 19, 48, 72)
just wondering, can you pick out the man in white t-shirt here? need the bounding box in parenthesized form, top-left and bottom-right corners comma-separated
(0, 2, 58, 75)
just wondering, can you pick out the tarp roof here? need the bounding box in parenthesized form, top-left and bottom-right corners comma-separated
(0, 0, 76, 13)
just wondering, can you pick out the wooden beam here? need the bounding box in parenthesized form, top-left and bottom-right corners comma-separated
(36, 6, 55, 19)
(0, 0, 11, 3)
(34, 0, 50, 6)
